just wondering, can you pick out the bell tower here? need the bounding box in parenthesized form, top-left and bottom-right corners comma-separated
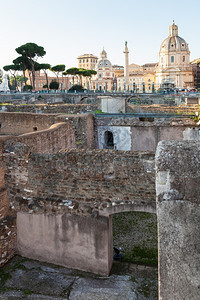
(169, 21, 178, 37)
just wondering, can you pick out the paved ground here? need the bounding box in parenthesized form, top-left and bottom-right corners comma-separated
(0, 256, 158, 300)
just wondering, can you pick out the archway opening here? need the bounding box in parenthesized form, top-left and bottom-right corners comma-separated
(104, 131, 114, 149)
(112, 211, 157, 266)
(111, 211, 158, 299)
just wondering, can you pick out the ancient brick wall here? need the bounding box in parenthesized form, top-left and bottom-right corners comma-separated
(0, 112, 95, 150)
(128, 103, 199, 114)
(0, 216, 16, 267)
(0, 112, 57, 135)
(0, 141, 9, 219)
(3, 148, 155, 216)
(2, 104, 98, 115)
(61, 114, 95, 149)
(6, 122, 76, 154)
(0, 140, 16, 267)
(0, 113, 95, 267)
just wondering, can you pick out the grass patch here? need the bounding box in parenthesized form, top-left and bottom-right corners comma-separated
(0, 270, 12, 285)
(94, 110, 103, 113)
(113, 211, 158, 266)
(123, 245, 158, 266)
(24, 289, 32, 295)
(75, 139, 83, 145)
(0, 257, 27, 285)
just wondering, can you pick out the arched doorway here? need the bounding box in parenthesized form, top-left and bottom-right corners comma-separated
(104, 131, 114, 149)
(112, 211, 157, 266)
(99, 204, 158, 298)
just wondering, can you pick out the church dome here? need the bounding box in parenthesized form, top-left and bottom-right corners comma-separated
(98, 49, 112, 68)
(159, 22, 189, 53)
(98, 59, 112, 68)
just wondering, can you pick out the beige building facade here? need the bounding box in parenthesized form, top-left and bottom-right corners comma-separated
(26, 70, 70, 91)
(77, 54, 98, 70)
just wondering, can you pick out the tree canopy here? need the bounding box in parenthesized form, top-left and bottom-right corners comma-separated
(63, 67, 79, 76)
(3, 64, 23, 91)
(15, 42, 46, 90)
(50, 64, 65, 78)
(15, 42, 46, 59)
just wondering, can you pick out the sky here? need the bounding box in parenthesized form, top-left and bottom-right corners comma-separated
(1, 0, 200, 71)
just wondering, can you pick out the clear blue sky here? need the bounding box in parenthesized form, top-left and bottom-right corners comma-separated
(1, 0, 200, 71)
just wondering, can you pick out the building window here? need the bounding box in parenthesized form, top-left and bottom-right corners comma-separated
(83, 59, 85, 63)
(87, 59, 88, 62)
(79, 60, 81, 63)
(171, 56, 174, 63)
(183, 56, 185, 62)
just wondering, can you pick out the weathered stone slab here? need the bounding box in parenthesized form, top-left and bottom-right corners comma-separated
(156, 140, 200, 300)
(4, 268, 75, 296)
(69, 275, 137, 300)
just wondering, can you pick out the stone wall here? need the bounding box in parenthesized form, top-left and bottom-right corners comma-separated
(128, 103, 199, 115)
(1, 103, 97, 115)
(96, 116, 198, 151)
(0, 113, 95, 268)
(2, 146, 154, 275)
(6, 122, 76, 154)
(0, 140, 16, 267)
(3, 148, 155, 216)
(17, 213, 113, 275)
(0, 112, 57, 135)
(0, 112, 95, 150)
(0, 140, 9, 219)
(156, 141, 200, 300)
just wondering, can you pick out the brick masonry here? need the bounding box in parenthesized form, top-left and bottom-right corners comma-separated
(0, 113, 95, 267)
(3, 148, 155, 216)
(0, 140, 16, 267)
(1, 104, 97, 115)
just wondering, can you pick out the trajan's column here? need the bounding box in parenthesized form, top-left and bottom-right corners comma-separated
(123, 41, 129, 91)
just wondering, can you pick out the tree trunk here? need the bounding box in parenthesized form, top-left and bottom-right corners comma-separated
(23, 69, 27, 91)
(31, 62, 35, 90)
(29, 71, 33, 88)
(44, 70, 49, 91)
